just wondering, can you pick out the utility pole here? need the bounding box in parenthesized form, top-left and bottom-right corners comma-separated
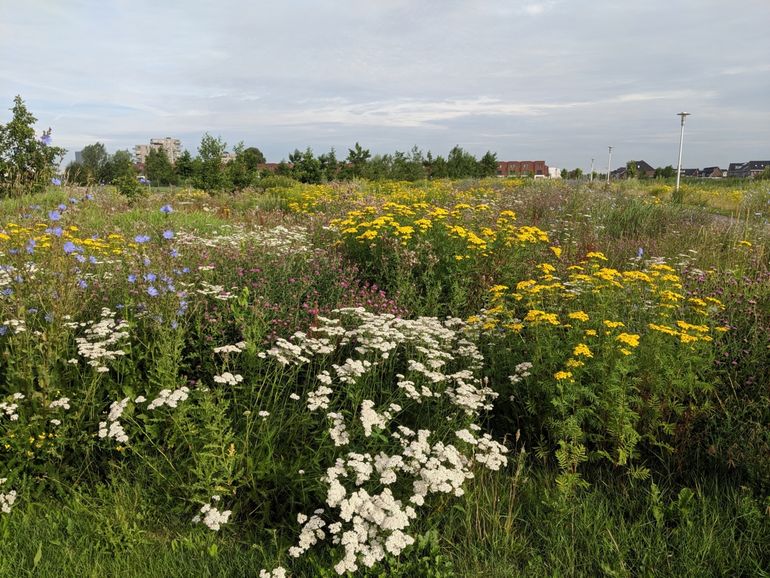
(606, 146, 613, 184)
(590, 158, 594, 181)
(675, 112, 691, 194)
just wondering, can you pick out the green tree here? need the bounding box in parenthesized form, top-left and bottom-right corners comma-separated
(65, 160, 88, 185)
(317, 148, 339, 182)
(79, 143, 109, 182)
(345, 142, 371, 178)
(447, 146, 479, 178)
(0, 96, 65, 196)
(626, 160, 638, 179)
(145, 148, 176, 186)
(288, 147, 322, 184)
(175, 150, 194, 182)
(241, 146, 266, 169)
(104, 149, 136, 182)
(194, 133, 228, 191)
(478, 151, 499, 177)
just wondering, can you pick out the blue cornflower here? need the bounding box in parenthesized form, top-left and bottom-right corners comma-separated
(134, 234, 150, 244)
(51, 177, 62, 186)
(143, 257, 151, 266)
(69, 197, 78, 204)
(144, 273, 157, 282)
(89, 256, 98, 264)
(26, 239, 36, 254)
(163, 230, 174, 240)
(58, 204, 67, 211)
(637, 247, 644, 259)
(78, 279, 88, 289)
(160, 204, 173, 214)
(85, 193, 94, 200)
(170, 249, 179, 258)
(147, 286, 159, 297)
(40, 134, 52, 145)
(0, 325, 7, 336)
(62, 241, 78, 254)
(48, 210, 61, 221)
(128, 274, 137, 283)
(75, 254, 86, 263)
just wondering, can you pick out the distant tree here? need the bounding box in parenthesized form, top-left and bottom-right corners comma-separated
(390, 147, 426, 181)
(560, 169, 568, 179)
(288, 147, 322, 184)
(478, 151, 499, 177)
(145, 148, 176, 186)
(318, 148, 339, 182)
(80, 142, 110, 182)
(756, 165, 770, 180)
(175, 150, 194, 182)
(660, 165, 675, 178)
(626, 160, 638, 179)
(363, 154, 392, 180)
(0, 96, 65, 196)
(104, 149, 136, 182)
(447, 146, 479, 178)
(65, 161, 88, 185)
(568, 168, 583, 179)
(345, 142, 371, 178)
(226, 142, 252, 190)
(194, 133, 228, 191)
(242, 146, 266, 169)
(428, 154, 448, 179)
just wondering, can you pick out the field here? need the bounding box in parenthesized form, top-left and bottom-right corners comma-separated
(1, 177, 769, 577)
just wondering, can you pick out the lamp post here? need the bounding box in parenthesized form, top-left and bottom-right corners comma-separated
(590, 158, 594, 181)
(675, 112, 690, 194)
(606, 146, 613, 184)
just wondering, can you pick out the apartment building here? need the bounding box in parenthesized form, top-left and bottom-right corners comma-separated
(133, 137, 182, 165)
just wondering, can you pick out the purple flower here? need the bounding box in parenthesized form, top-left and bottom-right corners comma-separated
(163, 230, 174, 240)
(51, 177, 62, 186)
(40, 134, 52, 146)
(128, 274, 137, 283)
(48, 210, 61, 221)
(85, 193, 94, 200)
(89, 256, 97, 264)
(50, 227, 63, 237)
(170, 249, 179, 258)
(160, 204, 173, 214)
(134, 235, 150, 244)
(144, 273, 157, 282)
(77, 279, 88, 289)
(62, 241, 78, 254)
(26, 239, 36, 254)
(75, 254, 86, 263)
(58, 204, 67, 211)
(147, 286, 159, 297)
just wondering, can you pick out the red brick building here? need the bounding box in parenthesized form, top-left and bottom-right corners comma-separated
(496, 160, 549, 177)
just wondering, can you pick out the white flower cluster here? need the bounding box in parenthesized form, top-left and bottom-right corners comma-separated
(257, 307, 507, 575)
(192, 495, 232, 531)
(176, 224, 309, 256)
(147, 386, 190, 410)
(0, 478, 17, 514)
(1, 318, 26, 334)
(49, 397, 71, 410)
(509, 361, 533, 385)
(66, 308, 129, 373)
(0, 393, 23, 421)
(98, 397, 130, 444)
(213, 372, 244, 386)
(213, 341, 247, 354)
(196, 280, 235, 301)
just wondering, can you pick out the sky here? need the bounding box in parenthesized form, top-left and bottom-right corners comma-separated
(2, 0, 769, 171)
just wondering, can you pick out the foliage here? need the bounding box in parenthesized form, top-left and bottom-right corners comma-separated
(145, 148, 177, 186)
(0, 96, 65, 197)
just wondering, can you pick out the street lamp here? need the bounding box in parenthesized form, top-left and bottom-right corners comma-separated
(590, 158, 594, 181)
(606, 146, 613, 184)
(675, 112, 690, 194)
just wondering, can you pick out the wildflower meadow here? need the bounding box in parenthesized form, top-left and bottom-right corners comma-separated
(1, 176, 769, 576)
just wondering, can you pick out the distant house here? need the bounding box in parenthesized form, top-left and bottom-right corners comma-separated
(727, 162, 746, 178)
(681, 169, 700, 177)
(611, 160, 655, 179)
(727, 161, 770, 178)
(701, 166, 724, 178)
(744, 160, 770, 178)
(496, 160, 549, 177)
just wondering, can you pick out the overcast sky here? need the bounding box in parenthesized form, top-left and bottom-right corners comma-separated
(2, 0, 769, 170)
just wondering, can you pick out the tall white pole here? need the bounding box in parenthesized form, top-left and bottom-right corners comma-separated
(675, 112, 690, 193)
(606, 146, 613, 184)
(590, 158, 594, 181)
